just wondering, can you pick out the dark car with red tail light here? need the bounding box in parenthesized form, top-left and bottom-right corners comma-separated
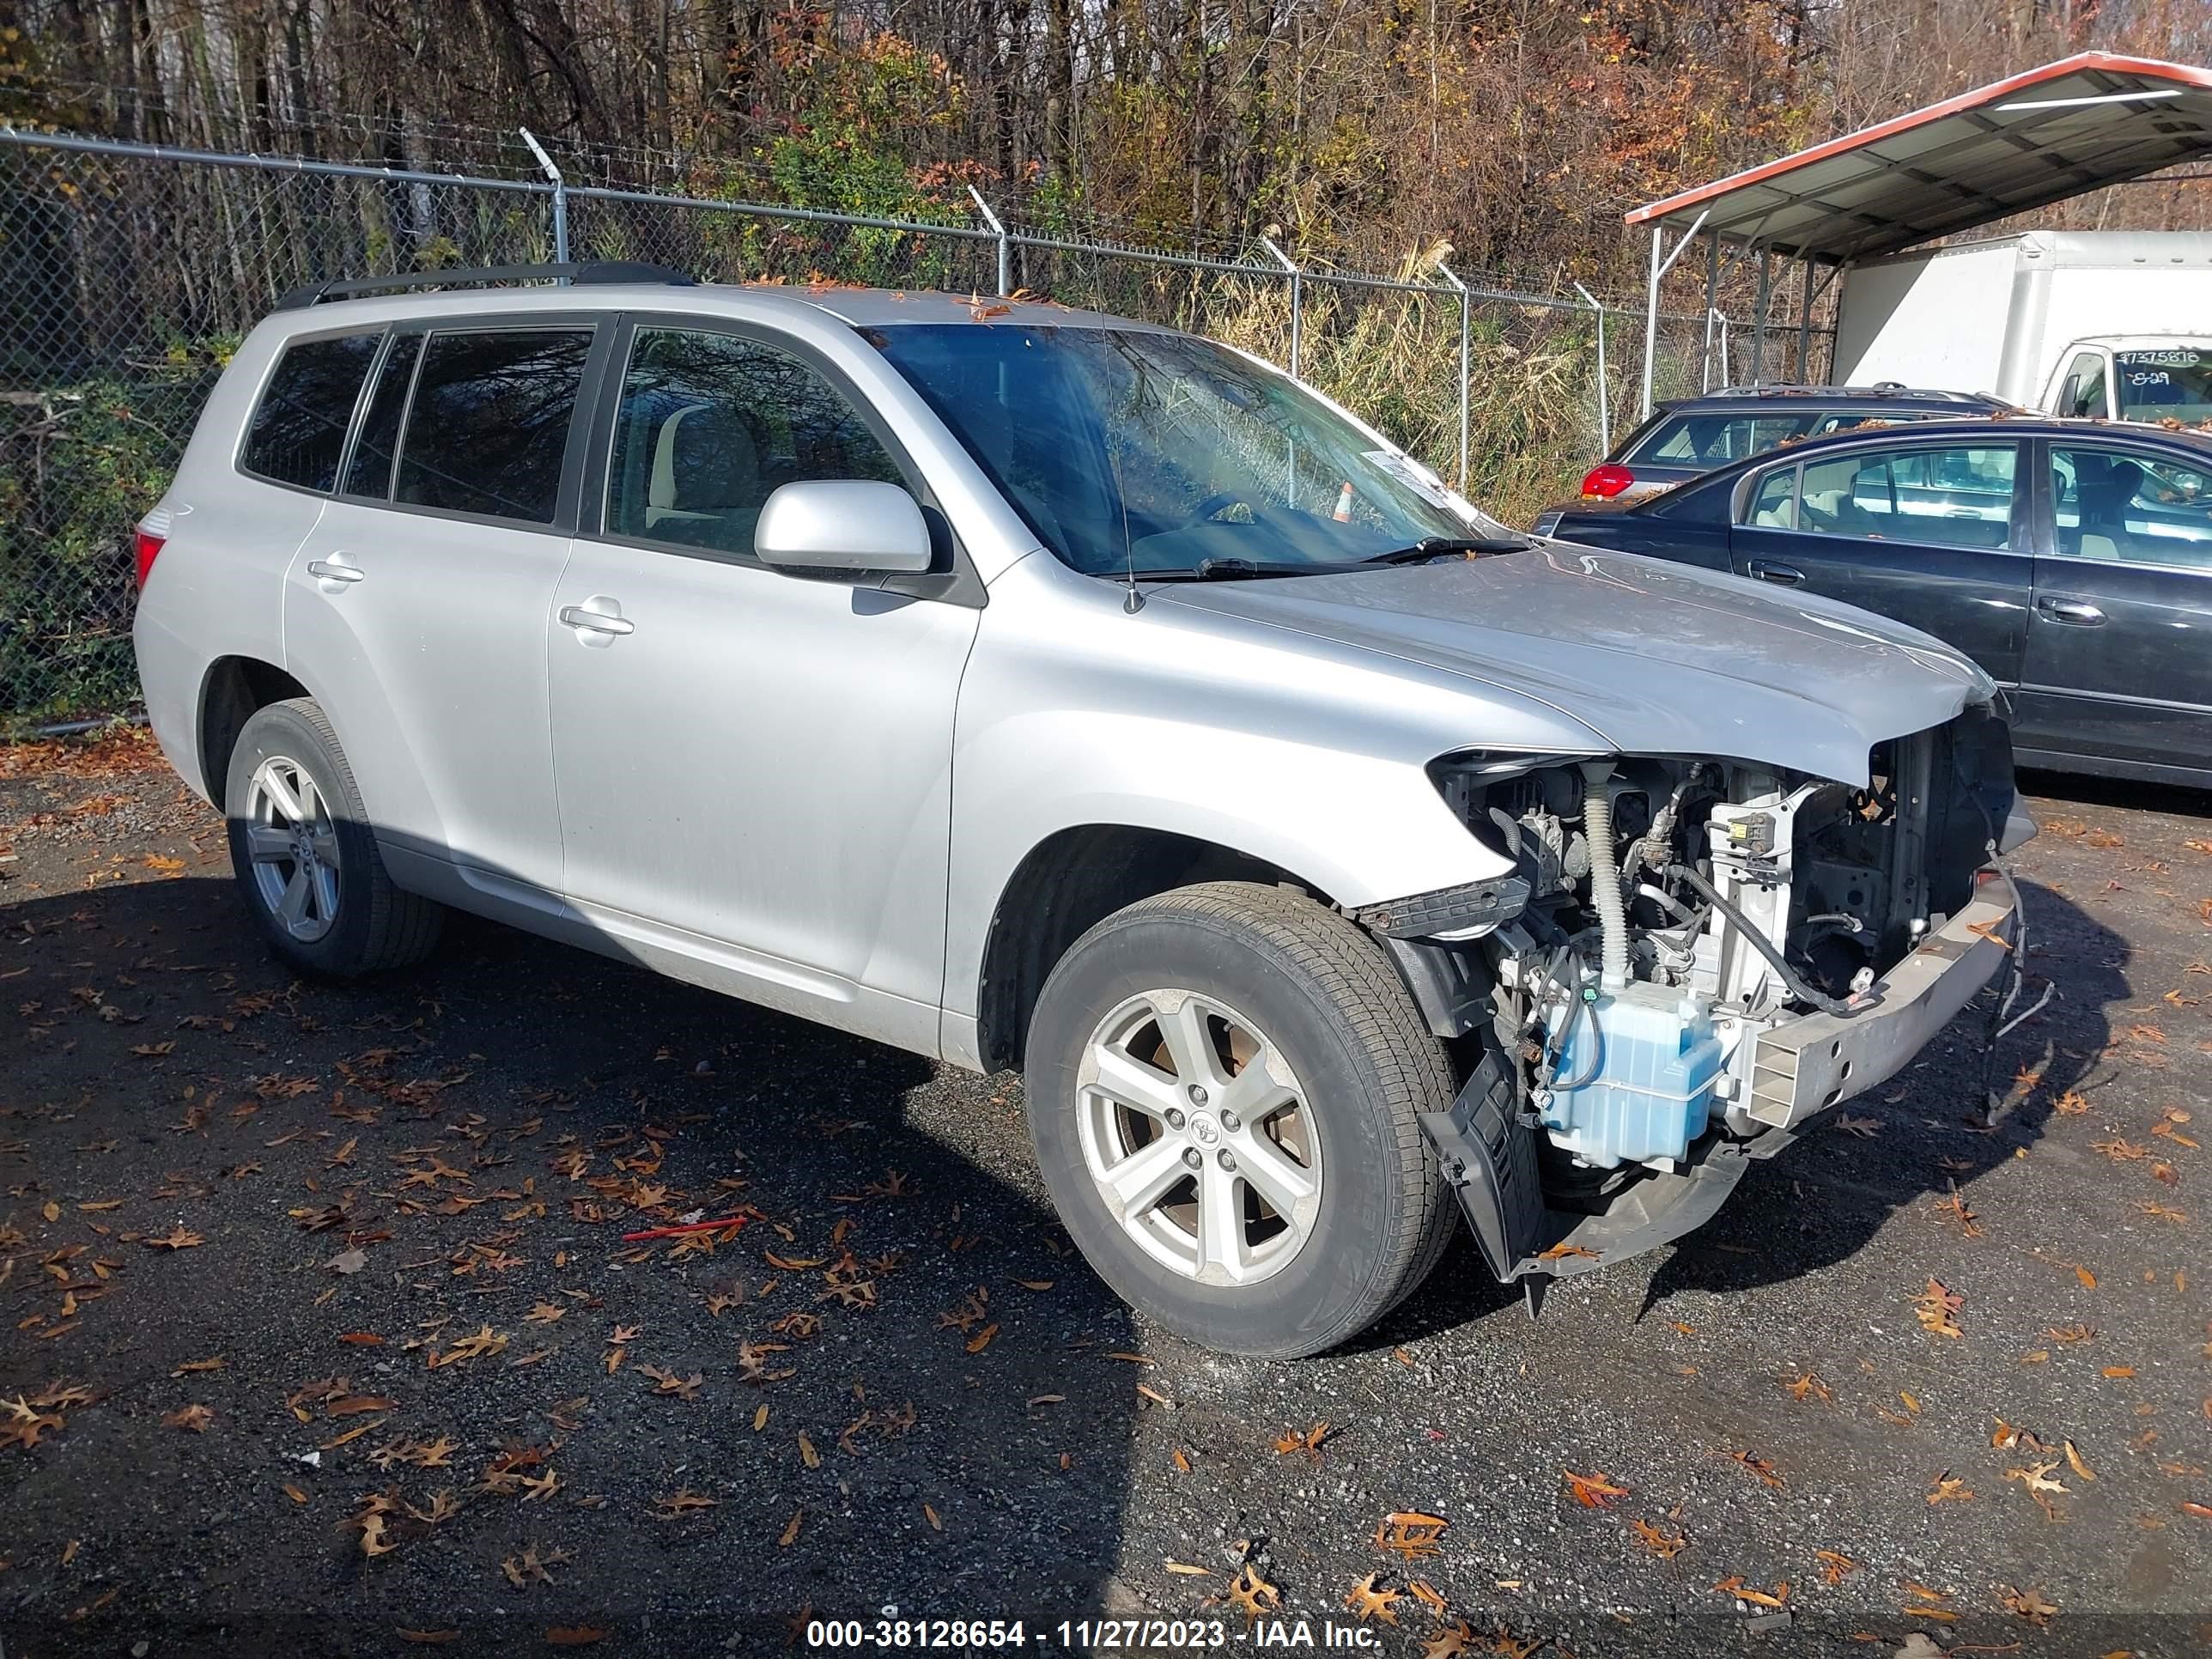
(1576, 384, 2014, 505)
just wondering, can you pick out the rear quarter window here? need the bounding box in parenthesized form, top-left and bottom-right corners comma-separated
(239, 333, 380, 492)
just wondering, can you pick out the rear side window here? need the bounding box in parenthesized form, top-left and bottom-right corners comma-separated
(394, 329, 593, 524)
(1627, 413, 1808, 465)
(240, 333, 380, 492)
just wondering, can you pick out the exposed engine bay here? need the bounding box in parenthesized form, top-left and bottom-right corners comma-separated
(1376, 707, 2023, 1288)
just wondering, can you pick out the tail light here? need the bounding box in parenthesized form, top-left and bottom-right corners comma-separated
(1579, 464, 1636, 500)
(134, 507, 174, 590)
(133, 527, 166, 589)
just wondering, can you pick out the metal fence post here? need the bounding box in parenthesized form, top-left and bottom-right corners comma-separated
(518, 127, 568, 266)
(1259, 235, 1301, 379)
(1571, 283, 1609, 457)
(1436, 262, 1471, 489)
(967, 185, 1010, 297)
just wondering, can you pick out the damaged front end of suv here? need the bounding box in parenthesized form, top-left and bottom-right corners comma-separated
(1364, 706, 2027, 1304)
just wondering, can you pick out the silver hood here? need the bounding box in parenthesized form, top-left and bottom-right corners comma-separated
(1152, 544, 1994, 787)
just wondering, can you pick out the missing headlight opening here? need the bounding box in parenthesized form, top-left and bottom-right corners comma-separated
(1407, 708, 2021, 1296)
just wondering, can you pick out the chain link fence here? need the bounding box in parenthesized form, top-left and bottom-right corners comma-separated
(0, 126, 1794, 731)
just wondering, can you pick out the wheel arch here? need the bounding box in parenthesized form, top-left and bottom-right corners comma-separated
(198, 655, 310, 803)
(971, 823, 1335, 1074)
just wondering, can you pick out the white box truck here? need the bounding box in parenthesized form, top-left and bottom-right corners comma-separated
(1832, 231, 2212, 419)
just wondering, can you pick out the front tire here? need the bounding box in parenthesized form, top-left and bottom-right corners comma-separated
(1024, 881, 1455, 1358)
(223, 698, 444, 977)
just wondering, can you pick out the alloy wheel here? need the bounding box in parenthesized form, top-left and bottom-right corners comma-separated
(1074, 988, 1322, 1286)
(243, 755, 343, 943)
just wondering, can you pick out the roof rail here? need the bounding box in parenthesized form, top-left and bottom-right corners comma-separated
(273, 261, 696, 311)
(1705, 381, 1996, 402)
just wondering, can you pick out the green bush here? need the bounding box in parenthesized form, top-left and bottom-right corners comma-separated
(0, 366, 211, 729)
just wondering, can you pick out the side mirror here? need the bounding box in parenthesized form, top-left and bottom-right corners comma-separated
(755, 480, 933, 575)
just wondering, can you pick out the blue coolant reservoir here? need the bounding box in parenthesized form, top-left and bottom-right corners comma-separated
(1540, 981, 1723, 1169)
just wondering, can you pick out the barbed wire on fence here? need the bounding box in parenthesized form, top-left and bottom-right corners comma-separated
(0, 125, 1826, 730)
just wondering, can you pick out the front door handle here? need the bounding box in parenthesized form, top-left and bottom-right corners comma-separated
(560, 603, 635, 637)
(2035, 596, 2106, 626)
(1747, 559, 1804, 586)
(306, 558, 364, 585)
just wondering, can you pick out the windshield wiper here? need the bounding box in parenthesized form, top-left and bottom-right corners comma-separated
(1130, 539, 1528, 583)
(1136, 556, 1365, 581)
(1362, 536, 1530, 563)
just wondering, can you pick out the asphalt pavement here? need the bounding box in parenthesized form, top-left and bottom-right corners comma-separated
(2, 730, 2208, 1657)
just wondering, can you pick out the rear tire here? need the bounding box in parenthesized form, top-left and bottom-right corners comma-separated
(223, 698, 444, 977)
(1024, 881, 1456, 1358)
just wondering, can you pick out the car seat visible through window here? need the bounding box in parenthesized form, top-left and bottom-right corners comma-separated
(647, 403, 764, 551)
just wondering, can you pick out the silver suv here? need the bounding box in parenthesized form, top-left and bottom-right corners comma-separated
(133, 264, 2029, 1357)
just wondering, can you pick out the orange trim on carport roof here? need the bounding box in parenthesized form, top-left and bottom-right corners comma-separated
(1623, 51, 2212, 228)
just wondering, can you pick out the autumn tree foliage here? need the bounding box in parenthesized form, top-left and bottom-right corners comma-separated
(7, 0, 2211, 286)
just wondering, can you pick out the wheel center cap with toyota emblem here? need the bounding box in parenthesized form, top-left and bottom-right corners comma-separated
(1189, 1115, 1221, 1147)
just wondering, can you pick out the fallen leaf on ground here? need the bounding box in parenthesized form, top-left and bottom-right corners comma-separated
(145, 1226, 204, 1251)
(162, 1404, 212, 1432)
(2006, 1459, 2069, 1520)
(1631, 1518, 1687, 1559)
(427, 1326, 507, 1369)
(1343, 1574, 1402, 1625)
(1911, 1277, 1963, 1338)
(1275, 1420, 1332, 1462)
(1998, 1584, 2058, 1626)
(1813, 1549, 1860, 1585)
(1224, 1562, 1279, 1622)
(637, 1365, 702, 1401)
(1562, 1468, 1631, 1508)
(1711, 1576, 1790, 1609)
(2065, 1439, 2097, 1482)
(653, 1489, 717, 1519)
(1720, 1448, 1785, 1488)
(1373, 1511, 1448, 1559)
(1928, 1473, 1974, 1504)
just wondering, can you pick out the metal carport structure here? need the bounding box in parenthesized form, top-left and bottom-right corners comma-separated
(1624, 52, 2212, 415)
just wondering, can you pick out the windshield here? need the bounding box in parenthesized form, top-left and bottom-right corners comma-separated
(870, 324, 1502, 574)
(2114, 349, 2212, 424)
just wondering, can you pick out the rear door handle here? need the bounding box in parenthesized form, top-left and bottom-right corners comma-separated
(1747, 559, 1804, 586)
(560, 604, 635, 637)
(2035, 596, 2106, 626)
(306, 558, 364, 585)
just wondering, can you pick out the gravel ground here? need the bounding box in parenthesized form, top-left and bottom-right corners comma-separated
(2, 730, 2209, 1658)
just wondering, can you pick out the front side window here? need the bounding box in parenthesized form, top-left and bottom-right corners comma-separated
(2059, 350, 2110, 419)
(2051, 445, 2212, 568)
(240, 332, 380, 492)
(872, 324, 1499, 575)
(1796, 445, 2017, 550)
(393, 328, 593, 524)
(605, 329, 905, 558)
(2113, 349, 2212, 423)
